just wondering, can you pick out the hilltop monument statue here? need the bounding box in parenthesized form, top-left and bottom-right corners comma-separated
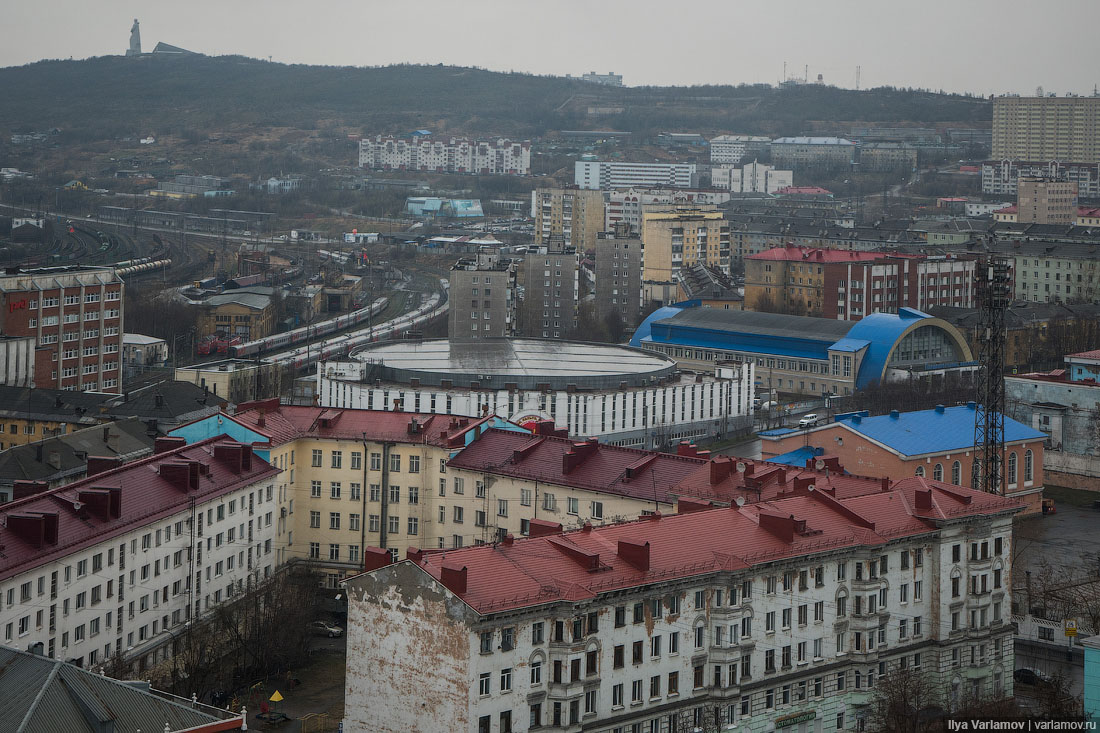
(126, 19, 141, 56)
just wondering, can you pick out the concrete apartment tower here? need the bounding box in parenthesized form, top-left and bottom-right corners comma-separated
(126, 19, 141, 56)
(1017, 176, 1079, 225)
(448, 252, 517, 341)
(594, 222, 644, 330)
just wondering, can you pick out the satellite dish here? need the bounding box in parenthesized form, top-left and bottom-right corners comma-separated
(807, 484, 816, 492)
(815, 459, 826, 470)
(735, 496, 746, 507)
(736, 461, 746, 473)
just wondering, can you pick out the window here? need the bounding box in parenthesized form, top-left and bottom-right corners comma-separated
(370, 453, 381, 471)
(389, 454, 401, 472)
(408, 455, 420, 473)
(311, 449, 322, 467)
(310, 481, 322, 498)
(331, 451, 342, 469)
(479, 672, 491, 696)
(330, 482, 341, 499)
(498, 499, 508, 517)
(668, 671, 679, 695)
(567, 497, 579, 515)
(1025, 450, 1034, 482)
(350, 452, 362, 470)
(531, 660, 542, 684)
(952, 460, 961, 484)
(329, 513, 340, 530)
(309, 511, 321, 529)
(500, 667, 512, 692)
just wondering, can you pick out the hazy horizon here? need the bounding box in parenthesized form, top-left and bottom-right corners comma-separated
(4, 0, 1099, 96)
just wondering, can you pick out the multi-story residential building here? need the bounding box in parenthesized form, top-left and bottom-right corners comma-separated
(711, 162, 793, 194)
(982, 159, 1100, 198)
(760, 404, 1047, 514)
(532, 188, 605, 252)
(1017, 176, 1079, 225)
(641, 209, 730, 302)
(0, 266, 124, 393)
(995, 240, 1100, 304)
(709, 135, 771, 164)
(344, 478, 1022, 732)
(594, 224, 644, 329)
(603, 189, 730, 234)
(520, 245, 579, 339)
(448, 252, 518, 341)
(171, 404, 524, 585)
(319, 341, 754, 449)
(992, 95, 1100, 163)
(579, 71, 623, 87)
(858, 143, 918, 172)
(358, 135, 531, 175)
(575, 161, 697, 190)
(769, 137, 856, 168)
(0, 436, 278, 672)
(631, 304, 974, 398)
(744, 247, 976, 320)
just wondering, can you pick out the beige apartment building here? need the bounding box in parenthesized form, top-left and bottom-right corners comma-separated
(992, 95, 1100, 163)
(1017, 176, 1079, 224)
(531, 187, 605, 252)
(641, 208, 729, 302)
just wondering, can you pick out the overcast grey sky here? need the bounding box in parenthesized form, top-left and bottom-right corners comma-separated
(4, 0, 1098, 95)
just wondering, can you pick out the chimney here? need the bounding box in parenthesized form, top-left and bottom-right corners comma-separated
(102, 426, 110, 443)
(154, 436, 187, 454)
(914, 488, 934, 511)
(709, 456, 734, 485)
(889, 410, 900, 419)
(406, 547, 424, 564)
(155, 394, 165, 408)
(527, 518, 563, 537)
(86, 456, 122, 477)
(12, 480, 49, 500)
(440, 562, 468, 595)
(758, 512, 796, 543)
(78, 487, 122, 521)
(617, 539, 650, 571)
(362, 547, 392, 572)
(407, 418, 420, 435)
(935, 404, 945, 414)
(35, 443, 43, 463)
(677, 497, 712, 514)
(881, 477, 891, 491)
(677, 440, 696, 457)
(501, 534, 514, 547)
(257, 409, 266, 428)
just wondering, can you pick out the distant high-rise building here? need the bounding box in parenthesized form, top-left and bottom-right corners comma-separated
(1017, 176, 1078, 225)
(359, 135, 531, 175)
(641, 209, 729, 304)
(594, 223, 644, 330)
(708, 135, 771, 164)
(531, 187, 604, 252)
(447, 252, 517, 341)
(579, 71, 623, 87)
(520, 245, 579, 339)
(982, 159, 1100, 198)
(992, 95, 1100, 163)
(574, 161, 696, 190)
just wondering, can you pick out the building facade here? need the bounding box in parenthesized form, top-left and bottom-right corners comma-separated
(1017, 176, 1079, 225)
(594, 225, 644, 330)
(197, 291, 274, 341)
(521, 246, 580, 339)
(769, 138, 856, 168)
(448, 253, 519, 342)
(992, 95, 1100, 163)
(981, 160, 1100, 198)
(744, 247, 976, 321)
(709, 135, 771, 164)
(358, 135, 531, 175)
(0, 436, 279, 672)
(344, 480, 1021, 733)
(319, 340, 755, 449)
(711, 162, 793, 194)
(0, 267, 124, 393)
(603, 189, 730, 234)
(858, 143, 918, 172)
(532, 188, 606, 253)
(641, 210, 730, 299)
(575, 162, 697, 190)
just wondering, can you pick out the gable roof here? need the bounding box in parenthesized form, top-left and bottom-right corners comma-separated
(0, 646, 239, 733)
(0, 418, 154, 484)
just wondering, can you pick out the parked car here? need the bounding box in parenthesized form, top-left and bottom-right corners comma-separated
(798, 413, 820, 428)
(1013, 668, 1052, 686)
(309, 620, 344, 638)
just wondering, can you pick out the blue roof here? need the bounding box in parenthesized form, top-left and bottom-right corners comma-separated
(835, 404, 1047, 456)
(629, 305, 687, 347)
(844, 308, 933, 389)
(758, 428, 798, 437)
(767, 445, 822, 467)
(829, 337, 871, 353)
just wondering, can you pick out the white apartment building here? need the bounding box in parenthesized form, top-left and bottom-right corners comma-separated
(575, 162, 697, 191)
(603, 188, 731, 233)
(981, 160, 1100, 199)
(359, 135, 531, 175)
(712, 162, 793, 194)
(709, 135, 771, 164)
(344, 479, 1022, 733)
(0, 437, 279, 673)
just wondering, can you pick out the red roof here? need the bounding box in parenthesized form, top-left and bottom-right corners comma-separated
(746, 246, 896, 263)
(231, 403, 499, 449)
(994, 205, 1017, 214)
(0, 438, 278, 582)
(1068, 349, 1100, 361)
(379, 478, 1021, 614)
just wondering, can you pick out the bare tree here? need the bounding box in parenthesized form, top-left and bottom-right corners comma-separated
(866, 667, 944, 733)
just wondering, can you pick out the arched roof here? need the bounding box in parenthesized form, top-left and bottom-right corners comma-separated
(845, 308, 972, 388)
(629, 304, 687, 347)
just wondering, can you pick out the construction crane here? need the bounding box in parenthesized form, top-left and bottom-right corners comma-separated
(971, 254, 1012, 494)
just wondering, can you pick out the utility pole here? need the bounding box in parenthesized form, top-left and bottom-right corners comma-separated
(971, 254, 1011, 494)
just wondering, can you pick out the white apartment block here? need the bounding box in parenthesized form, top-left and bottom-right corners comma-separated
(0, 437, 279, 673)
(709, 135, 771, 165)
(603, 188, 731, 233)
(344, 480, 1021, 733)
(359, 135, 531, 175)
(712, 162, 793, 194)
(981, 160, 1100, 199)
(575, 162, 697, 191)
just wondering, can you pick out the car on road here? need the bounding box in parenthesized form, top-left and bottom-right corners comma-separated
(1013, 668, 1052, 686)
(798, 413, 820, 428)
(309, 620, 344, 638)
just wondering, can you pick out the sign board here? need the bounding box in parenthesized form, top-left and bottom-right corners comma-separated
(776, 710, 817, 729)
(1065, 619, 1078, 637)
(270, 690, 284, 702)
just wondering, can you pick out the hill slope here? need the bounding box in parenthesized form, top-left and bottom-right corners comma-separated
(0, 55, 991, 139)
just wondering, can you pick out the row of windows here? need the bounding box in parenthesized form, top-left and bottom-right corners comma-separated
(914, 451, 1033, 484)
(309, 449, 421, 473)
